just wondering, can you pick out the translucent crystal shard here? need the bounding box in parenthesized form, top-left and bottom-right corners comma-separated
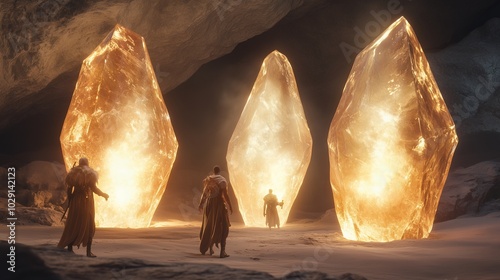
(328, 17, 458, 242)
(60, 25, 178, 228)
(227, 50, 313, 227)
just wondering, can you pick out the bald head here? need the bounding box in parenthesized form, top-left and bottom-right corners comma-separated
(79, 157, 89, 166)
(213, 165, 220, 174)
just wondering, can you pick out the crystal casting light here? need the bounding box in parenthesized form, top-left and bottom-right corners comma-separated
(227, 50, 313, 227)
(328, 17, 458, 242)
(60, 25, 178, 228)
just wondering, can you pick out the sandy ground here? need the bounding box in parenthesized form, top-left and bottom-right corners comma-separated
(13, 212, 500, 280)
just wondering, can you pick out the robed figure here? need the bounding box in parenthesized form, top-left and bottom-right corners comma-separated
(57, 158, 109, 257)
(198, 166, 233, 258)
(263, 189, 284, 229)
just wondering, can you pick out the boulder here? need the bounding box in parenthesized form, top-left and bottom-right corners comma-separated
(1, 162, 67, 226)
(428, 18, 500, 136)
(16, 161, 67, 209)
(478, 198, 500, 215)
(12, 207, 64, 226)
(0, 198, 64, 226)
(436, 161, 500, 222)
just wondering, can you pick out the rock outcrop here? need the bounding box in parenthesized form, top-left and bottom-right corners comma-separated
(0, 161, 66, 226)
(0, 0, 325, 129)
(428, 18, 500, 136)
(0, 204, 64, 226)
(13, 161, 66, 209)
(436, 160, 500, 222)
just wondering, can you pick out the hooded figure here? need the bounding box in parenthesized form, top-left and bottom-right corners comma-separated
(198, 166, 233, 258)
(263, 189, 284, 229)
(57, 157, 109, 257)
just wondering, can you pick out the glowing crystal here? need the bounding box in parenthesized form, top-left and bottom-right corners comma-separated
(227, 50, 313, 227)
(328, 17, 458, 242)
(60, 25, 178, 228)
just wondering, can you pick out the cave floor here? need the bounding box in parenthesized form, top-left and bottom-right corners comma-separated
(15, 212, 500, 280)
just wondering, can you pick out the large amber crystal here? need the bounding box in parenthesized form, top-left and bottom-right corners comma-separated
(328, 17, 458, 242)
(227, 50, 313, 227)
(60, 25, 178, 228)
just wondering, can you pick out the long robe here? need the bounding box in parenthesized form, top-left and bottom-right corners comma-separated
(264, 193, 282, 228)
(199, 174, 230, 255)
(57, 165, 105, 249)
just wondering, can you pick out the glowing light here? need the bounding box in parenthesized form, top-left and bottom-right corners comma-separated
(227, 50, 313, 227)
(328, 17, 458, 242)
(60, 25, 178, 228)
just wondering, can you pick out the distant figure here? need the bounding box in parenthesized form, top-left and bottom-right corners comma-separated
(57, 157, 109, 257)
(263, 189, 284, 229)
(198, 165, 233, 258)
